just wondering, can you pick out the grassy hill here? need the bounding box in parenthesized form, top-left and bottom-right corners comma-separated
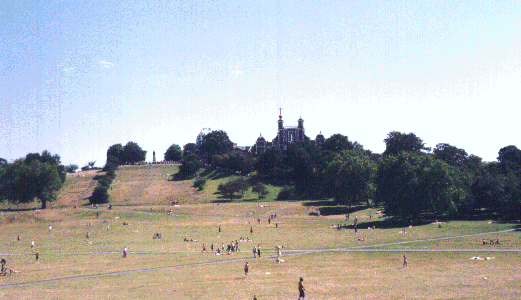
(107, 164, 197, 206)
(61, 164, 284, 207)
(1, 165, 520, 299)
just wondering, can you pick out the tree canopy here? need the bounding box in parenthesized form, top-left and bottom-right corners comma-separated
(0, 151, 65, 209)
(121, 141, 147, 164)
(325, 150, 377, 207)
(183, 143, 197, 156)
(383, 131, 427, 156)
(376, 152, 461, 220)
(200, 130, 234, 156)
(164, 144, 183, 162)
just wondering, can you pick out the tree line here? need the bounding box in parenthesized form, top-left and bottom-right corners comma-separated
(173, 130, 521, 220)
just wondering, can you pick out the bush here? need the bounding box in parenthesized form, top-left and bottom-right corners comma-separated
(193, 178, 207, 191)
(179, 156, 201, 179)
(98, 175, 112, 187)
(276, 186, 297, 200)
(252, 182, 268, 199)
(90, 186, 110, 204)
(217, 178, 250, 200)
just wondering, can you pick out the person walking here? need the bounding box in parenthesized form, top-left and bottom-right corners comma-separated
(257, 245, 261, 258)
(123, 246, 128, 258)
(253, 245, 257, 258)
(298, 277, 305, 299)
(244, 261, 250, 276)
(402, 253, 408, 268)
(35, 252, 39, 263)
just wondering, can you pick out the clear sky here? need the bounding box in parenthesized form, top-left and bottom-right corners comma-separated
(1, 0, 520, 167)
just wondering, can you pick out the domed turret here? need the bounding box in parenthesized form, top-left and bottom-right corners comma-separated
(315, 131, 325, 146)
(256, 133, 266, 155)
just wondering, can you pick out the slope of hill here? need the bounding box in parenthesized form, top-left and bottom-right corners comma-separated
(108, 164, 202, 206)
(53, 164, 283, 208)
(57, 169, 100, 207)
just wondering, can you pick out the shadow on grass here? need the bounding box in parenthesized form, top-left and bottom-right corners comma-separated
(303, 201, 371, 217)
(0, 207, 39, 212)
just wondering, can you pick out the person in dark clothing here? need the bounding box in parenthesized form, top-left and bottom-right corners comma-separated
(298, 277, 305, 299)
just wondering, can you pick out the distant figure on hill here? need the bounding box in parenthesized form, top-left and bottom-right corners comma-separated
(257, 245, 261, 257)
(219, 225, 221, 233)
(17, 235, 20, 241)
(403, 254, 408, 268)
(31, 241, 34, 250)
(49, 225, 52, 232)
(253, 245, 257, 258)
(35, 252, 39, 263)
(250, 226, 253, 234)
(123, 246, 128, 258)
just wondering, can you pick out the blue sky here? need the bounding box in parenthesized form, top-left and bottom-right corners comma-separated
(1, 0, 520, 167)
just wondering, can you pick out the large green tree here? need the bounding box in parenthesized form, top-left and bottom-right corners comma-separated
(121, 141, 147, 164)
(183, 143, 197, 156)
(376, 152, 461, 220)
(218, 178, 249, 200)
(322, 134, 364, 152)
(178, 154, 201, 179)
(325, 150, 377, 207)
(201, 130, 234, 157)
(107, 144, 123, 161)
(164, 144, 183, 162)
(433, 143, 469, 167)
(213, 152, 254, 174)
(255, 146, 287, 180)
(383, 131, 428, 156)
(0, 158, 64, 209)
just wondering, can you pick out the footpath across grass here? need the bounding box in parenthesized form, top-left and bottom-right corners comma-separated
(0, 201, 520, 299)
(1, 166, 520, 299)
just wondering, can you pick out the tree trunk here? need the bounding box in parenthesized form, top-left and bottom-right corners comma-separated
(41, 200, 47, 209)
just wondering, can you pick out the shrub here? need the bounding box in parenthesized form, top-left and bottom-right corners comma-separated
(252, 182, 268, 199)
(193, 178, 207, 191)
(90, 186, 110, 204)
(276, 186, 297, 200)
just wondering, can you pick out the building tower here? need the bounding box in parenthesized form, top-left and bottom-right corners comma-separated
(298, 116, 304, 141)
(278, 108, 284, 148)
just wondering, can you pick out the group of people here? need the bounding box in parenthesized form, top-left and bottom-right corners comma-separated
(252, 245, 261, 258)
(482, 238, 501, 245)
(0, 257, 18, 276)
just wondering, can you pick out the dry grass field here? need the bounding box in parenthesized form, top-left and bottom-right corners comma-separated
(0, 165, 520, 299)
